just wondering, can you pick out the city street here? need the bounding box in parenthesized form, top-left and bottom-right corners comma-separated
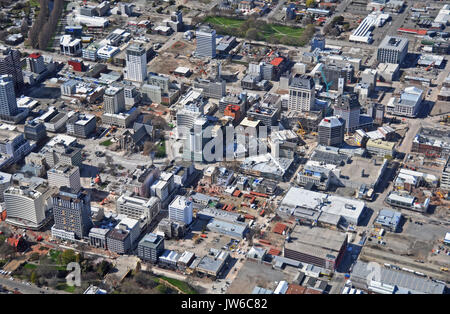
(0, 276, 68, 294)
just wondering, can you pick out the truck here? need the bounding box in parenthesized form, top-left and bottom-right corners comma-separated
(379, 229, 385, 237)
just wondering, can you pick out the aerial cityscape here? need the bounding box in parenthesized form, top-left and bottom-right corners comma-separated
(0, 0, 448, 299)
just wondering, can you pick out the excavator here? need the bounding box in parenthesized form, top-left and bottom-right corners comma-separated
(297, 121, 306, 139)
(425, 61, 435, 71)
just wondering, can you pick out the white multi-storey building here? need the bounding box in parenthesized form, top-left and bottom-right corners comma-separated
(195, 26, 216, 58)
(4, 184, 49, 229)
(104, 86, 125, 114)
(116, 194, 161, 221)
(168, 195, 193, 225)
(124, 44, 147, 83)
(47, 165, 81, 192)
(0, 75, 18, 117)
(288, 75, 315, 112)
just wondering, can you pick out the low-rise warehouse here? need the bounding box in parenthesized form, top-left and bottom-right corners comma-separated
(206, 218, 248, 239)
(278, 187, 366, 226)
(195, 249, 230, 279)
(351, 261, 446, 294)
(373, 209, 402, 232)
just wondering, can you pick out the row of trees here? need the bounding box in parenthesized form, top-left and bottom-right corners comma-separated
(323, 15, 349, 38)
(28, 0, 64, 50)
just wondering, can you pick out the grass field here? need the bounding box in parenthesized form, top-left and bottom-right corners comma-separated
(204, 16, 304, 40)
(23, 263, 38, 270)
(268, 24, 304, 40)
(160, 276, 197, 294)
(155, 141, 166, 158)
(29, 0, 40, 8)
(100, 139, 113, 147)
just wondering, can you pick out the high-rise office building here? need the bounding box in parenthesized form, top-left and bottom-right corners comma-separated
(137, 233, 165, 263)
(0, 46, 23, 92)
(0, 75, 18, 119)
(104, 86, 125, 114)
(288, 74, 315, 112)
(168, 195, 193, 225)
(377, 36, 409, 65)
(322, 63, 354, 91)
(52, 187, 93, 240)
(124, 44, 147, 82)
(333, 93, 361, 133)
(183, 117, 210, 162)
(24, 120, 47, 142)
(318, 116, 345, 147)
(47, 165, 81, 193)
(310, 35, 326, 51)
(441, 157, 450, 191)
(195, 26, 216, 58)
(26, 53, 46, 74)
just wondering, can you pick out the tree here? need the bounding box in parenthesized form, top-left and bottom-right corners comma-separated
(155, 284, 168, 294)
(303, 14, 314, 26)
(60, 249, 77, 265)
(134, 272, 158, 289)
(30, 252, 40, 261)
(133, 261, 141, 276)
(20, 18, 28, 35)
(245, 28, 259, 41)
(306, 0, 316, 8)
(332, 15, 344, 25)
(96, 260, 112, 277)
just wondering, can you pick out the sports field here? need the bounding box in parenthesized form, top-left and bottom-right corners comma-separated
(204, 16, 304, 41)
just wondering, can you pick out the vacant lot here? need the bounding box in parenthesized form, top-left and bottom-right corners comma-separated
(227, 259, 295, 294)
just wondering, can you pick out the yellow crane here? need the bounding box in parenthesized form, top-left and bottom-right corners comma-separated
(297, 121, 306, 138)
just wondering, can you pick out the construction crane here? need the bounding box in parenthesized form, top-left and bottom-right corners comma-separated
(425, 61, 435, 71)
(320, 67, 333, 97)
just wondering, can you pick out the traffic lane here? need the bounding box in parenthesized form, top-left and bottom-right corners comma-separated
(0, 277, 50, 294)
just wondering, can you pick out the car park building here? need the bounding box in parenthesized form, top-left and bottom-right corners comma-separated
(284, 225, 348, 270)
